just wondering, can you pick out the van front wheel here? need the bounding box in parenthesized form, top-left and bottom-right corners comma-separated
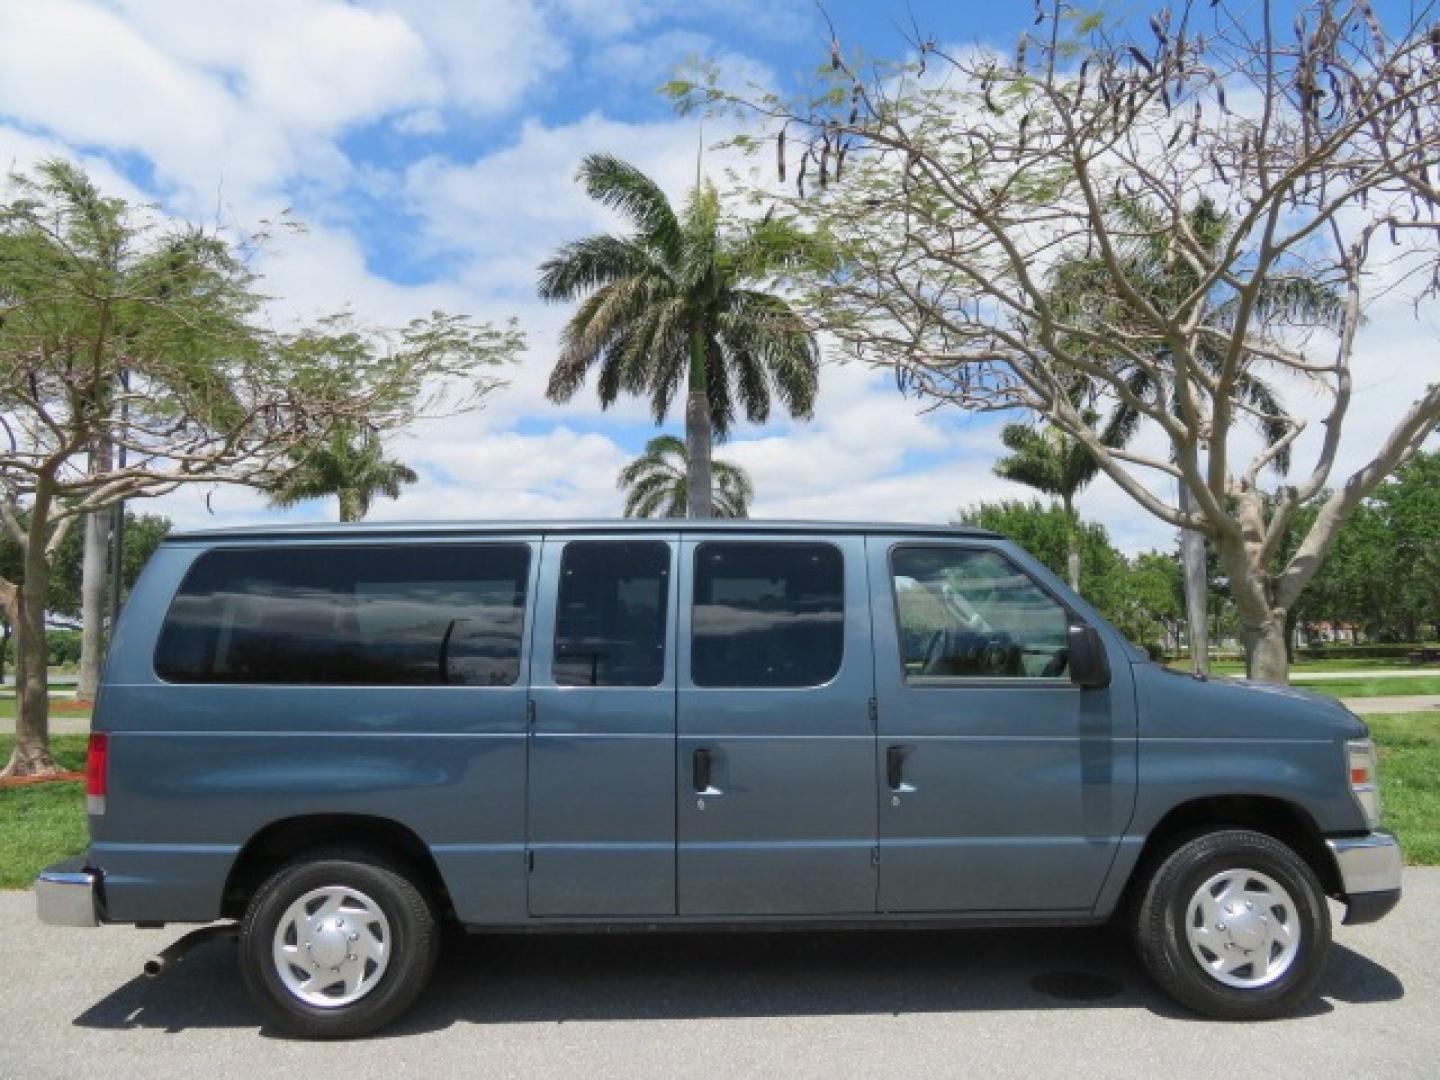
(1133, 829, 1330, 1020)
(238, 851, 438, 1038)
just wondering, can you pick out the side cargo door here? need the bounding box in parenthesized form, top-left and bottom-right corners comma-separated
(675, 533, 878, 915)
(868, 537, 1137, 913)
(525, 535, 679, 916)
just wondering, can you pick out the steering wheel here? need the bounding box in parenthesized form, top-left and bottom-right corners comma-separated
(920, 629, 949, 675)
(979, 638, 1012, 675)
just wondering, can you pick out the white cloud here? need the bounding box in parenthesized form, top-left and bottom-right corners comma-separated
(393, 108, 447, 137)
(591, 28, 776, 92)
(10, 0, 1433, 572)
(367, 0, 563, 116)
(547, 0, 810, 42)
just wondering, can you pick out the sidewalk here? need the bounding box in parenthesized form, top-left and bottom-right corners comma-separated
(1289, 669, 1440, 682)
(1342, 694, 1440, 715)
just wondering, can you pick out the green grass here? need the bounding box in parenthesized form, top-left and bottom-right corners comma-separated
(1294, 675, 1440, 698)
(1, 718, 1437, 892)
(0, 687, 93, 720)
(1174, 657, 1440, 675)
(1368, 713, 1440, 866)
(0, 734, 88, 889)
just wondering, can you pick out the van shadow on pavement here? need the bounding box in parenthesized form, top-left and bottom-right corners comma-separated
(71, 924, 1403, 1037)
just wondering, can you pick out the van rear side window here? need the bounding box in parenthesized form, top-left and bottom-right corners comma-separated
(154, 544, 530, 686)
(691, 542, 844, 688)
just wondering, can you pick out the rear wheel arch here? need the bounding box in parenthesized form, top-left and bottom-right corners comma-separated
(222, 814, 453, 921)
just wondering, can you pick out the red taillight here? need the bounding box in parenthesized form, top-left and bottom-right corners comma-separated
(86, 732, 108, 814)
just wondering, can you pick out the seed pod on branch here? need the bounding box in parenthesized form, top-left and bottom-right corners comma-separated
(1150, 13, 1168, 47)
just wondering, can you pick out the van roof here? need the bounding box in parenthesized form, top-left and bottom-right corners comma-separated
(165, 519, 1000, 543)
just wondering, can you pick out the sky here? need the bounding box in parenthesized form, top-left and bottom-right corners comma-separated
(0, 0, 1434, 555)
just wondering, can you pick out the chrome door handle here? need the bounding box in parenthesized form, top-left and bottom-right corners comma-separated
(692, 748, 723, 801)
(887, 745, 915, 794)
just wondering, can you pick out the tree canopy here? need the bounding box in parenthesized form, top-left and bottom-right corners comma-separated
(0, 160, 523, 775)
(673, 0, 1440, 682)
(538, 153, 818, 517)
(618, 433, 753, 518)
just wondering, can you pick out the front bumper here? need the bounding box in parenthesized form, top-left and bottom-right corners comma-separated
(35, 857, 102, 927)
(1326, 830, 1402, 925)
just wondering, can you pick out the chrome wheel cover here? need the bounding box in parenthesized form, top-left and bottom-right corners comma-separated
(1184, 868, 1300, 990)
(272, 885, 391, 1008)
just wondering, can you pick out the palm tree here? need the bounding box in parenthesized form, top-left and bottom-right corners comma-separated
(538, 154, 819, 518)
(992, 394, 1129, 593)
(268, 426, 418, 522)
(618, 434, 753, 519)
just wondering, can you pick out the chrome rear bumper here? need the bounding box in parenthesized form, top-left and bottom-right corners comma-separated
(36, 857, 102, 927)
(1326, 831, 1402, 925)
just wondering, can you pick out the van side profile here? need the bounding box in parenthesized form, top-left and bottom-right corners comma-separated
(37, 520, 1401, 1037)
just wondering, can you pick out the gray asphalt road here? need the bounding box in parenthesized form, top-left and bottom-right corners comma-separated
(2, 871, 1436, 1080)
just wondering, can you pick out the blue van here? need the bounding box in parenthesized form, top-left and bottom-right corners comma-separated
(36, 520, 1400, 1037)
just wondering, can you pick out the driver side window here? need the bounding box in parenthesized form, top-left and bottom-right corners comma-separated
(891, 547, 1069, 681)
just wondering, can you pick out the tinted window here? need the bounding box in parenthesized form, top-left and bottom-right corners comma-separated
(692, 542, 844, 688)
(155, 544, 530, 686)
(892, 547, 1069, 680)
(554, 541, 669, 687)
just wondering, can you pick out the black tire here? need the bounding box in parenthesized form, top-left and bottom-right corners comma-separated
(238, 849, 439, 1039)
(1133, 829, 1330, 1020)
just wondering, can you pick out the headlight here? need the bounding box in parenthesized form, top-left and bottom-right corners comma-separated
(1346, 738, 1382, 830)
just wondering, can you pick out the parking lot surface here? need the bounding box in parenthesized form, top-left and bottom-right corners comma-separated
(2, 871, 1436, 1080)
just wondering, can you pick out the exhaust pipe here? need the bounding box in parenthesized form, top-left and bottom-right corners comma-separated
(143, 923, 237, 977)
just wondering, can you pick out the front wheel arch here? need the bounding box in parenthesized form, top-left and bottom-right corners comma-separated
(1124, 795, 1343, 905)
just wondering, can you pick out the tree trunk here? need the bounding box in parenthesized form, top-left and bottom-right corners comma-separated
(1178, 484, 1210, 676)
(1244, 614, 1291, 684)
(338, 490, 361, 522)
(1062, 494, 1081, 593)
(77, 504, 110, 700)
(3, 532, 57, 777)
(1217, 537, 1290, 685)
(0, 580, 16, 688)
(685, 330, 714, 520)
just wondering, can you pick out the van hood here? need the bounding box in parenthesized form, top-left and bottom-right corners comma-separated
(1131, 661, 1367, 739)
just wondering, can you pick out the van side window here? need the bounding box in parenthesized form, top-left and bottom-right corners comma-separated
(692, 542, 844, 688)
(154, 544, 530, 686)
(553, 541, 669, 687)
(891, 547, 1069, 681)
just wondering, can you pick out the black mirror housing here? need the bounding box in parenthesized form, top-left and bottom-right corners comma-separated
(1067, 623, 1112, 689)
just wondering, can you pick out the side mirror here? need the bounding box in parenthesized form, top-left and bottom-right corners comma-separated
(1067, 623, 1111, 689)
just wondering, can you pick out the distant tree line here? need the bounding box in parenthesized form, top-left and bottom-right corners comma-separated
(963, 450, 1440, 661)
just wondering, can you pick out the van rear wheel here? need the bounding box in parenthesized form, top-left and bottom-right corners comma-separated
(238, 850, 438, 1039)
(1133, 829, 1330, 1020)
